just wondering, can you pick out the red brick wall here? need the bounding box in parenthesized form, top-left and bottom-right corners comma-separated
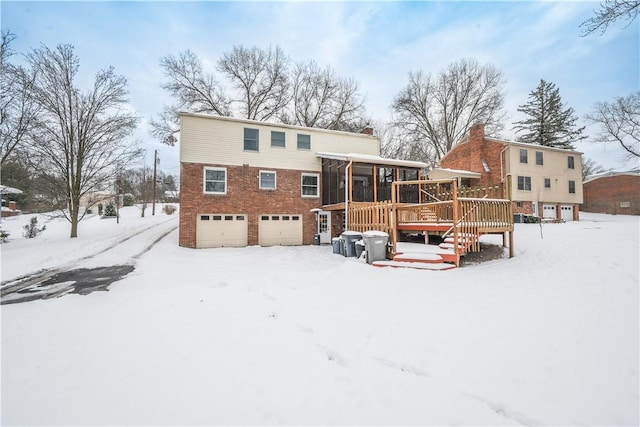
(180, 163, 323, 248)
(439, 123, 506, 187)
(583, 175, 640, 215)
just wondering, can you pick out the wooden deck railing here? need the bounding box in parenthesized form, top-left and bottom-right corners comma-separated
(346, 179, 515, 265)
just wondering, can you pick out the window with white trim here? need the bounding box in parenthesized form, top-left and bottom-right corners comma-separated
(297, 134, 311, 150)
(259, 170, 276, 190)
(271, 131, 285, 148)
(517, 175, 531, 191)
(203, 167, 227, 194)
(544, 178, 551, 188)
(568, 155, 575, 169)
(301, 173, 319, 197)
(568, 180, 576, 194)
(536, 151, 544, 165)
(244, 128, 259, 151)
(519, 149, 528, 164)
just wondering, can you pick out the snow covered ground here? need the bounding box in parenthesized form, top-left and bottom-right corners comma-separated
(1, 207, 638, 426)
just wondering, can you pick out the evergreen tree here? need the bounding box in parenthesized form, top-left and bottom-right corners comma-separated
(513, 79, 586, 149)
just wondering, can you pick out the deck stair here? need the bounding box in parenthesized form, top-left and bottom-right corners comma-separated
(439, 232, 479, 253)
(372, 251, 457, 271)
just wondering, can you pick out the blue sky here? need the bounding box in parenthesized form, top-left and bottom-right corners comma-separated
(2, 1, 638, 174)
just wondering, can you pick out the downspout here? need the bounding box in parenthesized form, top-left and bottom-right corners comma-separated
(344, 160, 352, 231)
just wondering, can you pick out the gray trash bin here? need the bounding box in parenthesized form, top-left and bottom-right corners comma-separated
(355, 240, 365, 258)
(332, 237, 341, 254)
(341, 231, 362, 257)
(362, 231, 389, 264)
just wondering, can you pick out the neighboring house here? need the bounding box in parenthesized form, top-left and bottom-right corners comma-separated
(431, 123, 583, 221)
(583, 170, 640, 215)
(79, 191, 113, 214)
(179, 113, 427, 249)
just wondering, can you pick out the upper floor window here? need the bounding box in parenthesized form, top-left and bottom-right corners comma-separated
(259, 170, 276, 190)
(536, 151, 544, 166)
(544, 178, 551, 188)
(204, 167, 227, 194)
(271, 131, 285, 148)
(244, 128, 259, 151)
(519, 149, 528, 164)
(297, 134, 311, 150)
(569, 180, 576, 194)
(301, 173, 319, 197)
(517, 175, 531, 191)
(567, 155, 575, 169)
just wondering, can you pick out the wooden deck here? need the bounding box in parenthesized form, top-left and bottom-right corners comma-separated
(346, 179, 515, 267)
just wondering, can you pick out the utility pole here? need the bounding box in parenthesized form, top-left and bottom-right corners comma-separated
(152, 149, 158, 216)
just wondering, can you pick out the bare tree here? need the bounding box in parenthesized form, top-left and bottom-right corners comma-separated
(582, 157, 608, 180)
(586, 91, 640, 161)
(152, 50, 231, 145)
(285, 60, 368, 132)
(580, 0, 640, 35)
(392, 58, 506, 164)
(0, 30, 40, 165)
(26, 44, 140, 238)
(218, 45, 290, 121)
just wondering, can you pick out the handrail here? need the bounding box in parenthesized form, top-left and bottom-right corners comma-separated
(443, 196, 486, 238)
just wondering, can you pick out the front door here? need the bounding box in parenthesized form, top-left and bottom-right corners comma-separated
(318, 211, 331, 244)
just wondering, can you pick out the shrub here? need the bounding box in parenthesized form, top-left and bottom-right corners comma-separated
(162, 204, 176, 215)
(103, 203, 117, 218)
(0, 228, 9, 243)
(524, 215, 541, 224)
(23, 216, 46, 239)
(123, 193, 135, 207)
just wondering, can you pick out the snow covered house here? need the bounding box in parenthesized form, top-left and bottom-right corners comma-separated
(178, 113, 428, 249)
(432, 124, 584, 221)
(582, 170, 640, 215)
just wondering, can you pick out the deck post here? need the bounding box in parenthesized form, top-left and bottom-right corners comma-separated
(452, 179, 460, 267)
(508, 231, 514, 258)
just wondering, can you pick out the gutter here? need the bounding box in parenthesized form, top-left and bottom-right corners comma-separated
(344, 160, 352, 231)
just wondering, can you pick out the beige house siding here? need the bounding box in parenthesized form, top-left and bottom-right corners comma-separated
(180, 113, 380, 171)
(506, 144, 583, 204)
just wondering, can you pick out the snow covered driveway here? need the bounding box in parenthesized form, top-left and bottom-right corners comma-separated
(1, 210, 638, 425)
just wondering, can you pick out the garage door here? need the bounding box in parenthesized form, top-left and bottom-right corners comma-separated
(560, 205, 574, 222)
(542, 204, 556, 219)
(196, 214, 248, 248)
(258, 214, 303, 246)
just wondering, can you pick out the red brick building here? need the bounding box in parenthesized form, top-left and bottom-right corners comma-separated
(179, 113, 427, 248)
(582, 171, 640, 215)
(433, 124, 584, 221)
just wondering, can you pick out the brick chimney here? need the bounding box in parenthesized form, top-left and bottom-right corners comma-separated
(8, 201, 16, 211)
(470, 123, 485, 142)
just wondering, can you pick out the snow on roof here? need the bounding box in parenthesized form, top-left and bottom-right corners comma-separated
(428, 167, 482, 179)
(583, 170, 640, 184)
(316, 152, 428, 169)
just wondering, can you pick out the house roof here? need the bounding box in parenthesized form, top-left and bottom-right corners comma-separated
(316, 152, 429, 169)
(583, 170, 640, 184)
(180, 112, 379, 140)
(427, 167, 482, 179)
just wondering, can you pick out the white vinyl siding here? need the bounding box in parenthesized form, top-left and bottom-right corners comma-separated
(181, 114, 379, 172)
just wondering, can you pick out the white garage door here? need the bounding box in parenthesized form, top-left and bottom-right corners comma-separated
(560, 205, 574, 222)
(258, 214, 303, 246)
(542, 204, 556, 219)
(196, 214, 248, 248)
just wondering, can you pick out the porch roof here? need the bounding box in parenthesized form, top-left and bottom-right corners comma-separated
(427, 167, 482, 180)
(316, 152, 428, 169)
